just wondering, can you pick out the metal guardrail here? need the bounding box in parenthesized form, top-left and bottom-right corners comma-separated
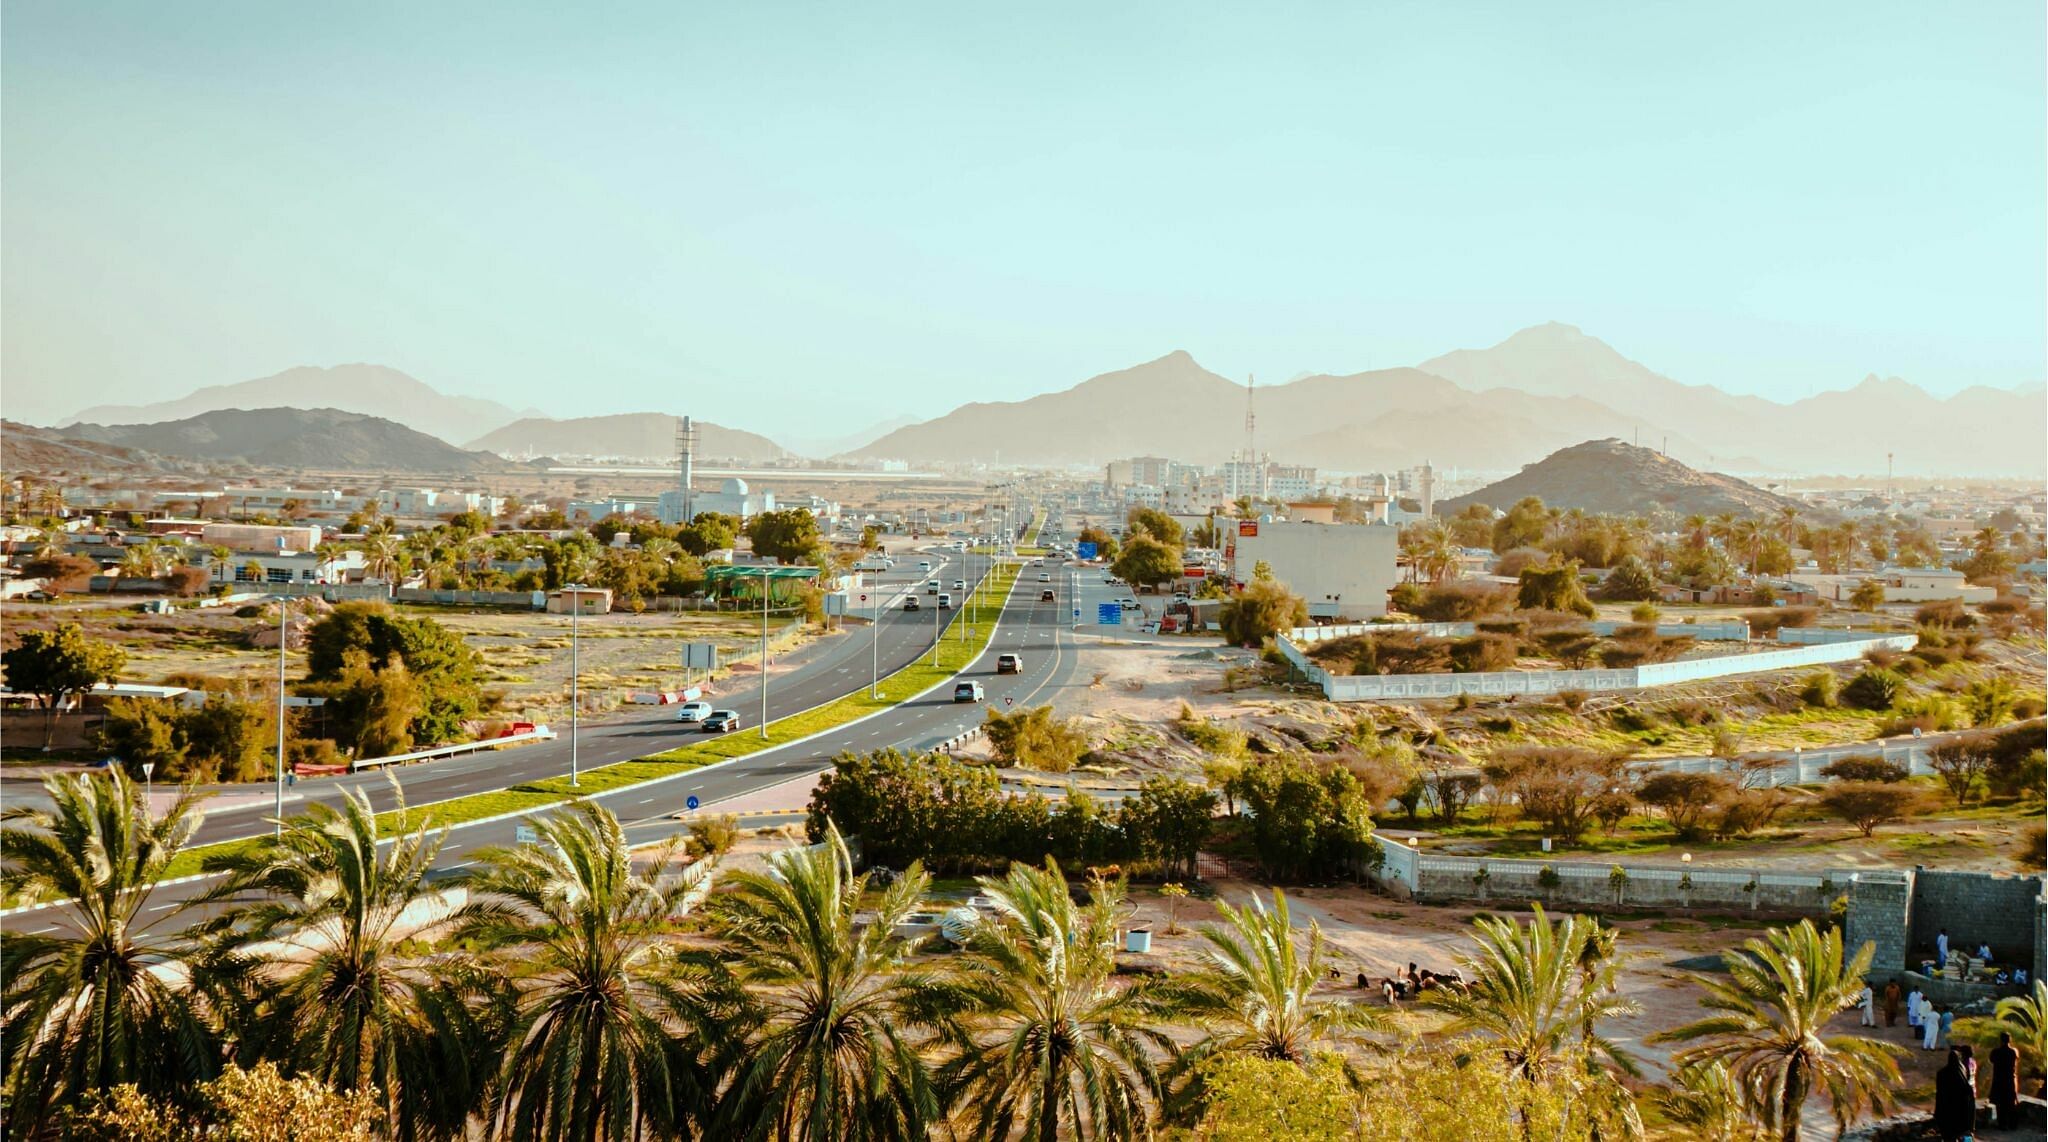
(348, 725, 556, 771)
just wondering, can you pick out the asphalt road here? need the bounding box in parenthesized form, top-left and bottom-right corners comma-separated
(0, 548, 997, 850)
(3, 538, 1143, 927)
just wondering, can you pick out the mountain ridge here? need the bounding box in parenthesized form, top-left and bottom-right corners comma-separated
(465, 413, 788, 462)
(1440, 438, 1804, 518)
(60, 408, 504, 474)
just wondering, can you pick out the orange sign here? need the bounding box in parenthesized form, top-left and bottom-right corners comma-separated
(1237, 520, 1258, 537)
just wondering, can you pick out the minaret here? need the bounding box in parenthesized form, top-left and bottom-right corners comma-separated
(675, 416, 697, 523)
(1419, 461, 1436, 519)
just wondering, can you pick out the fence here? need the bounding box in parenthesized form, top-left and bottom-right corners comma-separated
(1367, 836, 1844, 917)
(349, 726, 556, 771)
(1278, 625, 1916, 702)
(393, 587, 546, 609)
(1290, 619, 1752, 644)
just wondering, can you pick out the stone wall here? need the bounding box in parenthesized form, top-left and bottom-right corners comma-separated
(1367, 839, 1840, 917)
(1843, 870, 1916, 974)
(1905, 868, 2044, 971)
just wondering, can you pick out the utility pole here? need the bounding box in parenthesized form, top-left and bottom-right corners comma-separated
(567, 583, 582, 787)
(274, 595, 288, 836)
(760, 569, 771, 739)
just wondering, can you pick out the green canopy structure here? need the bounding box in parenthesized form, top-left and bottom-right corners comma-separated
(703, 563, 820, 603)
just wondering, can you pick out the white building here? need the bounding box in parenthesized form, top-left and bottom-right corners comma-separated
(1221, 459, 1266, 499)
(660, 478, 775, 524)
(1230, 519, 1400, 621)
(1267, 464, 1318, 501)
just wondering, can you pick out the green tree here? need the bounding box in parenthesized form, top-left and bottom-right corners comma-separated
(744, 508, 823, 564)
(305, 603, 480, 747)
(1120, 776, 1217, 881)
(1111, 535, 1181, 590)
(708, 826, 945, 1140)
(1075, 525, 1118, 562)
(1599, 554, 1659, 601)
(1217, 576, 1307, 646)
(858, 524, 882, 551)
(1125, 507, 1184, 548)
(1516, 560, 1597, 618)
(198, 785, 492, 1141)
(982, 704, 1089, 773)
(941, 862, 1170, 1142)
(1224, 754, 1377, 882)
(1653, 920, 1903, 1142)
(1848, 579, 1886, 611)
(3, 623, 127, 748)
(1818, 782, 1921, 836)
(1492, 496, 1551, 552)
(0, 773, 220, 1131)
(1655, 1061, 1767, 1142)
(93, 697, 191, 780)
(59, 1061, 386, 1142)
(458, 802, 720, 1142)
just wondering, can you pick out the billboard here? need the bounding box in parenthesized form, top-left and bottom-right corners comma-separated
(1237, 520, 1258, 537)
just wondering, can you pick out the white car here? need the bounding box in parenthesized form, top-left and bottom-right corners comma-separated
(1119, 597, 1139, 609)
(952, 579, 965, 591)
(673, 701, 712, 724)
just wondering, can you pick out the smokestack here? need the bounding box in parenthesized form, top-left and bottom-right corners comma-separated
(676, 416, 697, 523)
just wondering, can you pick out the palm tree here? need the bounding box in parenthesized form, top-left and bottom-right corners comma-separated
(456, 801, 721, 1142)
(1651, 920, 1902, 1142)
(1413, 521, 1458, 584)
(120, 540, 161, 580)
(1991, 980, 2046, 1072)
(363, 532, 400, 584)
(709, 825, 947, 1141)
(1175, 889, 1385, 1067)
(1655, 1061, 1765, 1142)
(940, 861, 1174, 1141)
(195, 784, 493, 1141)
(1428, 905, 1640, 1137)
(0, 772, 221, 1131)
(206, 544, 235, 585)
(1773, 507, 1801, 548)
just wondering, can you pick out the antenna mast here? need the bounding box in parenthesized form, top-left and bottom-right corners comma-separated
(675, 416, 697, 523)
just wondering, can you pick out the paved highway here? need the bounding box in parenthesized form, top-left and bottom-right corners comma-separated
(0, 548, 998, 850)
(3, 540, 1141, 927)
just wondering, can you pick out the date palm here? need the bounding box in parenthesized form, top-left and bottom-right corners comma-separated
(1651, 920, 1902, 1142)
(457, 801, 721, 1142)
(194, 783, 492, 1141)
(0, 772, 220, 1133)
(1429, 905, 1639, 1086)
(1655, 1061, 1765, 1142)
(1175, 889, 1386, 1067)
(708, 825, 947, 1141)
(940, 861, 1174, 1141)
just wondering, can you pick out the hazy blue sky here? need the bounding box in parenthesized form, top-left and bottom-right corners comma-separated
(4, 2, 2042, 442)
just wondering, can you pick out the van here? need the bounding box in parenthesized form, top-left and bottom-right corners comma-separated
(917, 561, 932, 572)
(938, 593, 952, 609)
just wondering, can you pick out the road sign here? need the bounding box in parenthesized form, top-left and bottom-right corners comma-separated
(1076, 541, 1097, 560)
(685, 794, 701, 811)
(1097, 602, 1122, 626)
(681, 642, 718, 670)
(1004, 696, 1014, 707)
(1072, 608, 1080, 619)
(514, 825, 539, 845)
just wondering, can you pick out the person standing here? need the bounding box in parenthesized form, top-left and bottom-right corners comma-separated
(1860, 982, 1876, 1027)
(1882, 979, 1902, 1027)
(1923, 1004, 1942, 1050)
(1907, 986, 1924, 1033)
(1933, 1046, 1976, 1142)
(1989, 1031, 2021, 1128)
(1937, 928, 1951, 967)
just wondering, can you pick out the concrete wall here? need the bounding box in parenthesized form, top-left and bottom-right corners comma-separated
(1367, 838, 1842, 917)
(1844, 870, 1916, 974)
(1278, 628, 1918, 702)
(394, 587, 546, 609)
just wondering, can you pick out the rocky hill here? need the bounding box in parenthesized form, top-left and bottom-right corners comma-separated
(60, 408, 504, 473)
(1, 421, 168, 473)
(63, 364, 540, 446)
(1440, 438, 1803, 517)
(464, 413, 787, 462)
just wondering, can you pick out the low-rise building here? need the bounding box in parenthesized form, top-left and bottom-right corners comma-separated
(1229, 519, 1400, 621)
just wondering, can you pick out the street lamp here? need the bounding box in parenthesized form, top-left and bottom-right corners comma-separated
(273, 595, 290, 836)
(760, 568, 771, 739)
(565, 582, 583, 787)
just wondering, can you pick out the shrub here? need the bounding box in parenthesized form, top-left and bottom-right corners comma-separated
(1609, 705, 1656, 733)
(983, 704, 1090, 772)
(1517, 562, 1597, 618)
(1629, 601, 1661, 623)
(687, 812, 741, 859)
(1476, 618, 1527, 637)
(1820, 754, 1908, 783)
(1448, 633, 1518, 673)
(1914, 598, 1973, 629)
(1927, 736, 1994, 805)
(1878, 695, 1967, 736)
(1799, 671, 1839, 708)
(1556, 689, 1588, 713)
(164, 565, 212, 597)
(1491, 546, 1550, 578)
(1409, 581, 1515, 623)
(1387, 582, 1425, 614)
(1599, 555, 1660, 602)
(1841, 667, 1907, 711)
(2012, 695, 2046, 721)
(1636, 771, 1733, 839)
(1219, 577, 1309, 646)
(1741, 606, 1816, 636)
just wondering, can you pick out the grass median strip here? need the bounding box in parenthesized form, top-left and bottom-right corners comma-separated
(156, 564, 1023, 882)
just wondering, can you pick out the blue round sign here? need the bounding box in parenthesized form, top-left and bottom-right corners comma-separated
(685, 795, 701, 811)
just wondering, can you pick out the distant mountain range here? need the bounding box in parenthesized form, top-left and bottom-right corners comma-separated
(847, 324, 2044, 476)
(1441, 438, 1803, 518)
(465, 413, 787, 463)
(61, 408, 502, 474)
(2, 420, 172, 474)
(62, 364, 541, 447)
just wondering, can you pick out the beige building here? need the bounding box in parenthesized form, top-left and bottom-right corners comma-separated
(1229, 519, 1400, 620)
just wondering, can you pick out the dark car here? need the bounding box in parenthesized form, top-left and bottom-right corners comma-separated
(996, 653, 1023, 674)
(1039, 589, 1055, 601)
(701, 710, 741, 733)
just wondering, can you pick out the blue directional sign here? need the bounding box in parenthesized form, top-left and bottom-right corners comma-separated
(1097, 602, 1122, 626)
(1076, 541, 1097, 560)
(685, 795, 701, 811)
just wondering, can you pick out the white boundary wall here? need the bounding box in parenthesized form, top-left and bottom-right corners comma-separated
(1280, 625, 1916, 702)
(1367, 836, 1844, 916)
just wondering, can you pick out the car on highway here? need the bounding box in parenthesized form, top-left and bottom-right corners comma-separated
(953, 680, 984, 702)
(926, 579, 940, 593)
(937, 593, 952, 608)
(917, 561, 932, 572)
(952, 579, 965, 590)
(1119, 597, 1139, 609)
(996, 653, 1022, 674)
(701, 710, 741, 733)
(1037, 573, 1051, 582)
(903, 596, 921, 611)
(1039, 589, 1055, 601)
(673, 700, 712, 723)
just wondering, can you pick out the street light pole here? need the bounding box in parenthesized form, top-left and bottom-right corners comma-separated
(274, 596, 288, 836)
(760, 568, 770, 739)
(568, 583, 581, 788)
(870, 570, 881, 700)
